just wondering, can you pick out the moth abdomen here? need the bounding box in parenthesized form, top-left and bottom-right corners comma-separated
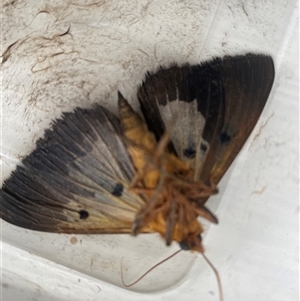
(118, 92, 157, 152)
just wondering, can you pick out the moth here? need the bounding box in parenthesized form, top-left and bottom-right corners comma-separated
(1, 53, 274, 257)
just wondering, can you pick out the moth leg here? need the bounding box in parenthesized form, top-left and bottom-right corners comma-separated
(129, 164, 158, 189)
(131, 200, 168, 235)
(129, 171, 144, 189)
(165, 196, 177, 246)
(132, 172, 169, 235)
(188, 184, 218, 199)
(208, 179, 218, 194)
(129, 187, 156, 195)
(152, 131, 170, 162)
(194, 205, 218, 224)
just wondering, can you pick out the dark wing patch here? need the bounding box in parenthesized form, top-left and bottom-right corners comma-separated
(1, 105, 145, 233)
(138, 53, 274, 186)
(200, 54, 275, 185)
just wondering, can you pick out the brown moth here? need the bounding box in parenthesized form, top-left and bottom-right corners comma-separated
(1, 53, 274, 262)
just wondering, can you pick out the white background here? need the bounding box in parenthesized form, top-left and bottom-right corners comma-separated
(1, 1, 299, 301)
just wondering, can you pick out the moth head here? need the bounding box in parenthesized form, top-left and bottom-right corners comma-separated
(179, 234, 204, 253)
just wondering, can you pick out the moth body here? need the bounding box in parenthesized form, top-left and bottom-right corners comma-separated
(118, 93, 218, 252)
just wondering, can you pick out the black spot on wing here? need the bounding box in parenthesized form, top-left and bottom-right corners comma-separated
(183, 148, 196, 159)
(220, 132, 231, 144)
(79, 210, 89, 220)
(200, 143, 208, 152)
(112, 183, 123, 197)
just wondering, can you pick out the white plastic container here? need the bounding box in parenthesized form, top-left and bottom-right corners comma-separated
(1, 1, 299, 300)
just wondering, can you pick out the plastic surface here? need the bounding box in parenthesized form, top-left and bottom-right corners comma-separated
(1, 1, 299, 300)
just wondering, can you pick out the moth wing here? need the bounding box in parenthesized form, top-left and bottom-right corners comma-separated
(138, 53, 274, 188)
(1, 105, 145, 233)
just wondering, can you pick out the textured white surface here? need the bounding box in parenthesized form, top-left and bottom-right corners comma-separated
(1, 1, 299, 301)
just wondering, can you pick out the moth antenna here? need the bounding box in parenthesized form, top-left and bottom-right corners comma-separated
(121, 249, 182, 287)
(202, 253, 224, 301)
